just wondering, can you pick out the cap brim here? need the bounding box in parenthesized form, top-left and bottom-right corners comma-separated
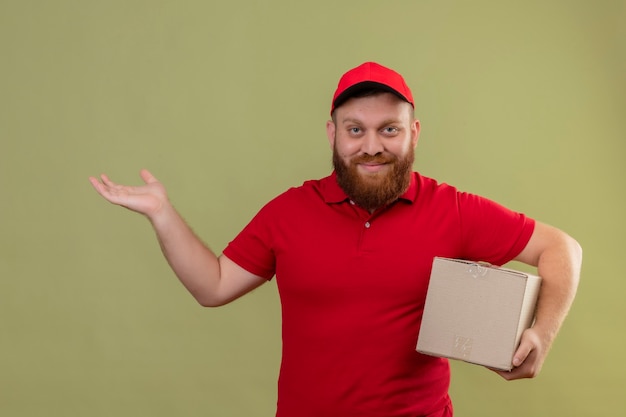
(332, 81, 411, 113)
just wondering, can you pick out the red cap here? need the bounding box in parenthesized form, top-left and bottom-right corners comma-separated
(331, 62, 414, 115)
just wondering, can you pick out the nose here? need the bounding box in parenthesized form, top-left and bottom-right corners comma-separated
(361, 132, 384, 155)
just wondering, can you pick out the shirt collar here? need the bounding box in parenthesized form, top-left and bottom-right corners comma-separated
(321, 171, 418, 205)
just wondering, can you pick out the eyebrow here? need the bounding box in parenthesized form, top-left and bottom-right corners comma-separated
(340, 117, 402, 126)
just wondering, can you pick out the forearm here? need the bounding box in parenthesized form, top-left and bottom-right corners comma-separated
(532, 234, 582, 345)
(89, 170, 264, 307)
(148, 202, 222, 305)
(498, 224, 582, 379)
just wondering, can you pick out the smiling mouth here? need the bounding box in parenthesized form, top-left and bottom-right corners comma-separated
(358, 163, 389, 173)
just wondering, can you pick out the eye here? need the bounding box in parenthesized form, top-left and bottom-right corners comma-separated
(382, 127, 399, 135)
(348, 127, 362, 135)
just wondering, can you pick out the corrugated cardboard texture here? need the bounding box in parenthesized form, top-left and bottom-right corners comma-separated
(416, 257, 541, 371)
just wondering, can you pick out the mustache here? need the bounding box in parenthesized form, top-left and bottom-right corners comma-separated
(350, 153, 397, 164)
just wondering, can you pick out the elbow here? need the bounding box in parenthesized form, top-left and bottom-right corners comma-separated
(573, 238, 583, 265)
(186, 281, 233, 308)
(191, 290, 228, 308)
(196, 296, 229, 308)
(197, 299, 218, 308)
(563, 232, 583, 269)
(546, 224, 584, 268)
(570, 236, 583, 277)
(553, 233, 583, 286)
(534, 227, 583, 283)
(194, 291, 236, 308)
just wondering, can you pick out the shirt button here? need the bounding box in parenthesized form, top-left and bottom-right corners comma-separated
(365, 222, 371, 228)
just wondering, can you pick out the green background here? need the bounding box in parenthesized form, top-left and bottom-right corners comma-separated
(1, 0, 624, 415)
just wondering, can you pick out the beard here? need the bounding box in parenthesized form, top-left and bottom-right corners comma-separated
(333, 145, 414, 212)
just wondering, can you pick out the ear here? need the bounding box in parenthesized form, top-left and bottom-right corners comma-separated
(411, 119, 421, 149)
(326, 120, 336, 149)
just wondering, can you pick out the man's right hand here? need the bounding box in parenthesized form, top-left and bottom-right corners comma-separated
(89, 169, 168, 220)
(89, 168, 267, 306)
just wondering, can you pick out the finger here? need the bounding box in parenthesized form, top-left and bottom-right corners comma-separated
(512, 340, 533, 368)
(492, 367, 521, 381)
(140, 169, 158, 184)
(88, 176, 104, 192)
(89, 176, 117, 201)
(100, 173, 117, 187)
(493, 353, 539, 381)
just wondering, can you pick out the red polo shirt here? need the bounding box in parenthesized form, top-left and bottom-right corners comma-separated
(223, 171, 535, 417)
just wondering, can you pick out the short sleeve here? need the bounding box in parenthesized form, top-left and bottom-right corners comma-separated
(223, 203, 277, 280)
(457, 192, 535, 266)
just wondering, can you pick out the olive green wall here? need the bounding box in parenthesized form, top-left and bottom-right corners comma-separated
(1, 1, 624, 415)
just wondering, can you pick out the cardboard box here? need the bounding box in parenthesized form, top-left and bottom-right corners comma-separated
(416, 257, 541, 371)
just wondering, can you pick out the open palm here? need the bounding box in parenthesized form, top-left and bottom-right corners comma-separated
(89, 169, 168, 218)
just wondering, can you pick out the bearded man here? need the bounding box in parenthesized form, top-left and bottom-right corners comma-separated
(89, 62, 582, 417)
